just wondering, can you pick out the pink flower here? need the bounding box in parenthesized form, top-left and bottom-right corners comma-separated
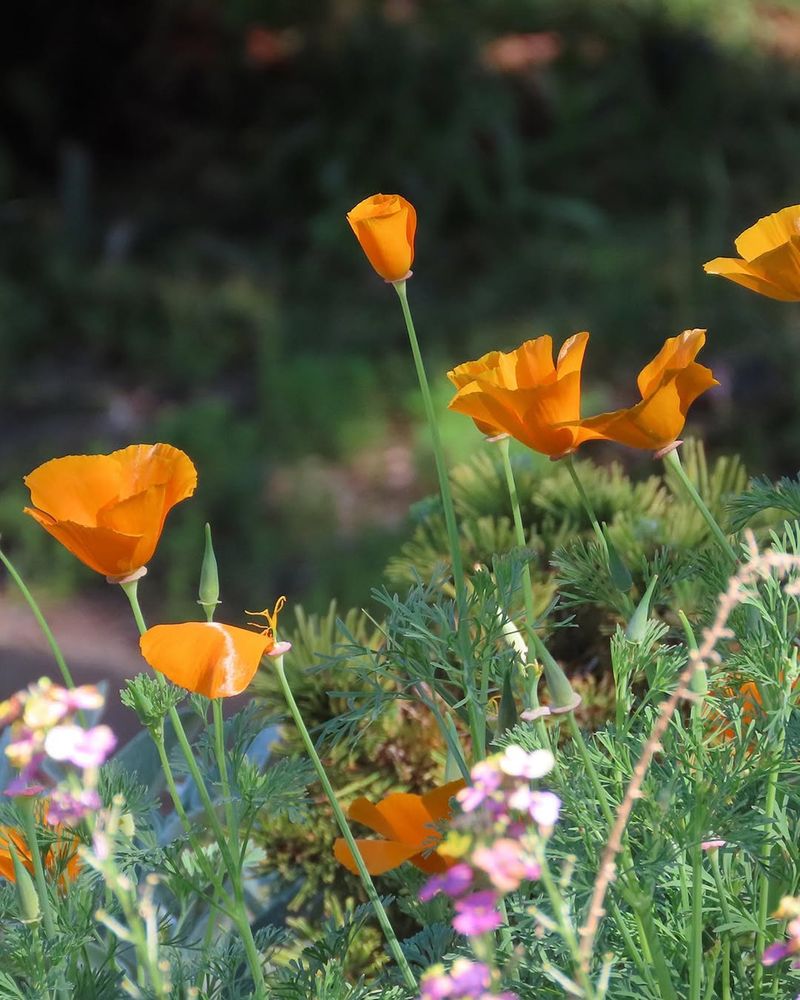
(471, 838, 540, 893)
(458, 761, 502, 812)
(452, 890, 503, 936)
(47, 788, 101, 825)
(701, 839, 726, 852)
(420, 863, 473, 902)
(57, 685, 105, 712)
(529, 790, 561, 830)
(44, 724, 116, 769)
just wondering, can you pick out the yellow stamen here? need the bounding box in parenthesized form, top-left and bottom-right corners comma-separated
(244, 596, 287, 638)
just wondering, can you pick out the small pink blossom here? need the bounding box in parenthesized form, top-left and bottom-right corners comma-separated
(471, 838, 540, 893)
(701, 839, 726, 851)
(529, 790, 561, 830)
(458, 761, 502, 813)
(452, 890, 503, 936)
(47, 788, 101, 825)
(498, 746, 554, 780)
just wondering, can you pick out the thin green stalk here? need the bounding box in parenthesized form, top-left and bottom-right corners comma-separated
(753, 749, 783, 997)
(710, 852, 740, 999)
(536, 847, 596, 999)
(212, 698, 239, 860)
(18, 797, 57, 940)
(662, 449, 737, 564)
(0, 547, 77, 691)
(273, 655, 417, 992)
(689, 693, 707, 1000)
(564, 455, 607, 553)
(394, 281, 485, 759)
(120, 581, 267, 999)
(627, 889, 679, 1000)
(394, 280, 464, 609)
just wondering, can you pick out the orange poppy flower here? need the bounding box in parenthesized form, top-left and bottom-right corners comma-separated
(334, 779, 465, 876)
(0, 826, 81, 885)
(139, 620, 279, 698)
(704, 205, 800, 301)
(24, 444, 197, 580)
(579, 330, 717, 452)
(347, 194, 416, 282)
(447, 333, 603, 457)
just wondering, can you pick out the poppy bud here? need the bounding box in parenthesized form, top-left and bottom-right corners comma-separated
(198, 522, 221, 619)
(8, 840, 40, 925)
(625, 575, 659, 643)
(347, 194, 416, 283)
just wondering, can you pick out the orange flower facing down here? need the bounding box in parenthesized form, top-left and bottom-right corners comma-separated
(447, 333, 602, 457)
(704, 205, 800, 301)
(579, 330, 717, 452)
(0, 826, 81, 886)
(347, 194, 416, 282)
(334, 779, 465, 876)
(24, 444, 197, 580)
(140, 620, 277, 698)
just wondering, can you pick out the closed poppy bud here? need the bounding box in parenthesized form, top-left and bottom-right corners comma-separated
(23, 444, 197, 580)
(7, 840, 40, 924)
(347, 194, 416, 282)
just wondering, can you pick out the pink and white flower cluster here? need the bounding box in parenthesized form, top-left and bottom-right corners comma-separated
(1, 678, 115, 823)
(416, 745, 559, 1000)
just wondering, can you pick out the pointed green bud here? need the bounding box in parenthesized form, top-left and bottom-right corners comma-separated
(497, 664, 519, 736)
(198, 522, 221, 621)
(625, 574, 658, 642)
(532, 636, 581, 714)
(677, 609, 707, 697)
(603, 524, 633, 592)
(8, 839, 41, 925)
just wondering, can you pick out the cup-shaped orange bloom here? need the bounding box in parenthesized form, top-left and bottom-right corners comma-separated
(0, 826, 81, 885)
(447, 333, 603, 457)
(334, 779, 465, 876)
(24, 444, 197, 579)
(140, 621, 276, 698)
(579, 330, 717, 451)
(704, 205, 800, 301)
(347, 194, 416, 282)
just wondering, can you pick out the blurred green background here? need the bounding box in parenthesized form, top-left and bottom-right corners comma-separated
(3, 0, 800, 617)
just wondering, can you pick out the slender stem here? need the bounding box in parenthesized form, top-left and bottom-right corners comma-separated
(536, 846, 596, 999)
(662, 449, 737, 563)
(119, 581, 267, 999)
(564, 456, 607, 553)
(212, 699, 238, 860)
(689, 694, 706, 1000)
(17, 798, 56, 941)
(0, 547, 77, 691)
(566, 714, 614, 828)
(394, 280, 464, 610)
(273, 655, 417, 992)
(753, 745, 783, 997)
(710, 852, 743, 995)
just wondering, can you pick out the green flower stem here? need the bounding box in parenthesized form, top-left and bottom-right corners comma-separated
(710, 852, 742, 998)
(120, 581, 268, 1000)
(753, 731, 785, 998)
(563, 455, 607, 553)
(662, 449, 737, 564)
(273, 654, 418, 992)
(536, 845, 596, 999)
(0, 547, 77, 692)
(17, 798, 57, 940)
(394, 280, 464, 608)
(212, 698, 239, 861)
(689, 692, 707, 1000)
(394, 280, 485, 759)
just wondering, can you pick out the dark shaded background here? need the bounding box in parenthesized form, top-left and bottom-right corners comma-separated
(2, 0, 800, 644)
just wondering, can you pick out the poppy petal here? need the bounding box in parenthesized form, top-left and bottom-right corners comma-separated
(375, 793, 439, 849)
(24, 454, 123, 524)
(703, 256, 800, 302)
(113, 444, 197, 508)
(420, 779, 466, 822)
(636, 330, 706, 399)
(333, 837, 420, 875)
(409, 849, 452, 875)
(140, 622, 272, 697)
(734, 205, 800, 261)
(348, 798, 399, 840)
(23, 509, 144, 577)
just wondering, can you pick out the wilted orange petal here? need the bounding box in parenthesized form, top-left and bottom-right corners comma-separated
(333, 837, 420, 875)
(140, 622, 272, 698)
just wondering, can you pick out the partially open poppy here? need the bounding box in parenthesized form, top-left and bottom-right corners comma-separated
(347, 194, 416, 282)
(0, 826, 81, 885)
(24, 444, 197, 580)
(447, 333, 602, 457)
(140, 618, 278, 698)
(579, 330, 717, 452)
(704, 205, 800, 301)
(334, 779, 465, 876)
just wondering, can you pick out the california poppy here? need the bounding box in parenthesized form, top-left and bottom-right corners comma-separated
(579, 330, 717, 452)
(24, 444, 197, 580)
(447, 333, 602, 457)
(334, 779, 465, 876)
(347, 194, 416, 282)
(0, 826, 81, 885)
(704, 205, 800, 301)
(140, 619, 278, 698)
